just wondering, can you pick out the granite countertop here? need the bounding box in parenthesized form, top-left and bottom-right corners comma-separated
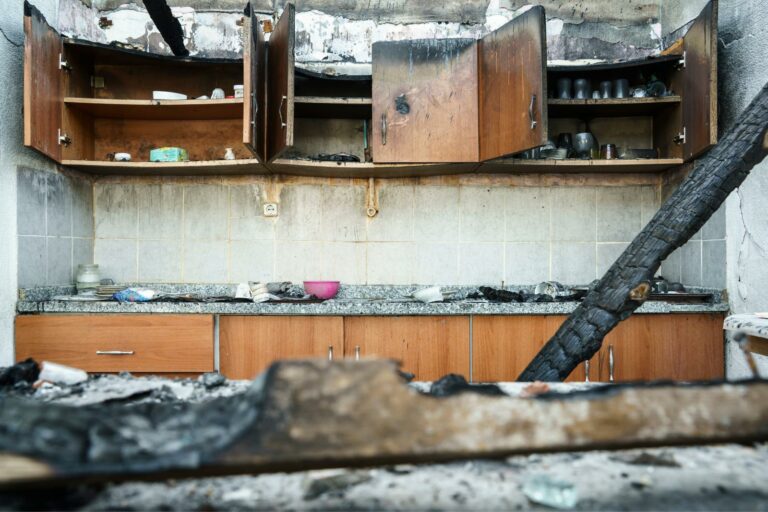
(17, 284, 730, 316)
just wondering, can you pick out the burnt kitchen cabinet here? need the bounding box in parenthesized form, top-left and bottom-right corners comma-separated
(472, 314, 725, 383)
(219, 316, 344, 379)
(343, 316, 471, 381)
(371, 6, 548, 163)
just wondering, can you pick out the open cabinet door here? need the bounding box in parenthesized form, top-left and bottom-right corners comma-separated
(266, 3, 295, 162)
(478, 6, 547, 161)
(243, 4, 267, 162)
(371, 39, 480, 163)
(680, 0, 718, 161)
(23, 2, 63, 162)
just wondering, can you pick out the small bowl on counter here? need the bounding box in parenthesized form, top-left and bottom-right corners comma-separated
(303, 281, 340, 299)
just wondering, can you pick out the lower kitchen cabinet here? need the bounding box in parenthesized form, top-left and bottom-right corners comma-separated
(15, 314, 214, 374)
(344, 316, 470, 381)
(219, 316, 344, 379)
(472, 314, 725, 382)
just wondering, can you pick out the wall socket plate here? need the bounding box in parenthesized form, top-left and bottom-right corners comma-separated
(263, 203, 278, 217)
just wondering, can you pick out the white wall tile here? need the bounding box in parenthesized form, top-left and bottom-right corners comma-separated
(321, 186, 366, 242)
(72, 238, 94, 279)
(680, 240, 703, 286)
(367, 242, 415, 284)
(17, 236, 46, 287)
(95, 183, 138, 239)
(275, 240, 325, 282)
(551, 187, 596, 241)
(321, 242, 366, 283)
(183, 240, 228, 282)
(413, 187, 460, 242)
(458, 243, 504, 285)
(504, 187, 550, 242)
(415, 242, 458, 284)
(702, 204, 726, 240)
(505, 242, 549, 284)
(139, 239, 182, 282)
(661, 247, 683, 283)
(230, 184, 274, 240)
(551, 242, 596, 284)
(138, 184, 183, 239)
(460, 187, 505, 242)
(230, 239, 274, 283)
(95, 239, 138, 283)
(46, 173, 73, 237)
(17, 168, 47, 237)
(638, 185, 659, 227)
(184, 185, 229, 241)
(597, 187, 642, 242)
(367, 185, 413, 242)
(702, 240, 726, 289)
(276, 185, 323, 240)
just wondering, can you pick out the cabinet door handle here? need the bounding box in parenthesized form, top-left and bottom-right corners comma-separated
(608, 345, 615, 382)
(355, 345, 361, 361)
(380, 113, 387, 146)
(328, 345, 334, 361)
(278, 95, 287, 128)
(96, 350, 134, 356)
(584, 360, 590, 383)
(529, 93, 537, 130)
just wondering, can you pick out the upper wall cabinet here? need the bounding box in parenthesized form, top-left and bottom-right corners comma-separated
(371, 6, 548, 164)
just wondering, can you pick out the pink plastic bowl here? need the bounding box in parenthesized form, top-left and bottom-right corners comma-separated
(303, 280, 340, 299)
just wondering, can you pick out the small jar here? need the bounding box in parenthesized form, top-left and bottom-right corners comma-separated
(233, 84, 244, 98)
(224, 148, 236, 160)
(76, 264, 100, 293)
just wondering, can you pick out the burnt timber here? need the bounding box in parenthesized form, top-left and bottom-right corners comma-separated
(520, 83, 768, 381)
(1, 360, 767, 487)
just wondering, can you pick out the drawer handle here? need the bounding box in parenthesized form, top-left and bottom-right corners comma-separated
(584, 360, 590, 383)
(328, 345, 334, 361)
(96, 350, 135, 356)
(608, 345, 615, 382)
(355, 345, 360, 361)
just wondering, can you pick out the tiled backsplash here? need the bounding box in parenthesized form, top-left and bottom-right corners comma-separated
(90, 178, 661, 286)
(17, 167, 94, 287)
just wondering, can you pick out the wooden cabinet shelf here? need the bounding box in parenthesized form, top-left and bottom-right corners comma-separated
(63, 98, 243, 120)
(480, 158, 684, 174)
(294, 96, 372, 119)
(270, 158, 476, 178)
(547, 96, 681, 117)
(62, 159, 269, 176)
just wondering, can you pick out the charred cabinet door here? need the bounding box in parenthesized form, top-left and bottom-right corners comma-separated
(680, 0, 718, 161)
(23, 2, 63, 162)
(243, 3, 266, 162)
(266, 3, 295, 162)
(371, 39, 480, 163)
(478, 6, 547, 161)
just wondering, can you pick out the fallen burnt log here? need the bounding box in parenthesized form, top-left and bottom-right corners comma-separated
(1, 360, 767, 487)
(520, 83, 768, 381)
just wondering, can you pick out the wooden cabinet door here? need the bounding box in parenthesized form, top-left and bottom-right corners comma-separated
(478, 5, 548, 161)
(24, 3, 63, 162)
(243, 4, 266, 162)
(220, 316, 343, 379)
(344, 316, 470, 381)
(679, 0, 718, 161)
(15, 315, 214, 373)
(266, 3, 295, 162)
(371, 39, 480, 163)
(598, 314, 724, 382)
(472, 316, 597, 383)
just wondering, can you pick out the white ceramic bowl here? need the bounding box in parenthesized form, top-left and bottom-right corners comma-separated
(152, 90, 188, 100)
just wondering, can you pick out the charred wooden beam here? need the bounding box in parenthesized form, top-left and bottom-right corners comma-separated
(142, 0, 189, 57)
(1, 360, 767, 487)
(519, 83, 768, 381)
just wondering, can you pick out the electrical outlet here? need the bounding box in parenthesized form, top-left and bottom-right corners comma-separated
(263, 203, 278, 217)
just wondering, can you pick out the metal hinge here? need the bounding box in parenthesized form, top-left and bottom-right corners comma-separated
(91, 76, 105, 88)
(673, 126, 686, 145)
(675, 51, 686, 70)
(58, 53, 71, 72)
(58, 128, 71, 146)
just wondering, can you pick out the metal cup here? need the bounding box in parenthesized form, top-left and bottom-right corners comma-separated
(556, 77, 572, 99)
(614, 79, 630, 99)
(599, 81, 612, 99)
(573, 78, 591, 99)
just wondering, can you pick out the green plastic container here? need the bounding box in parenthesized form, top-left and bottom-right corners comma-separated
(149, 147, 189, 162)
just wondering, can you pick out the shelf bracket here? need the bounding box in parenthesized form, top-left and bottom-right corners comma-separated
(673, 127, 687, 145)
